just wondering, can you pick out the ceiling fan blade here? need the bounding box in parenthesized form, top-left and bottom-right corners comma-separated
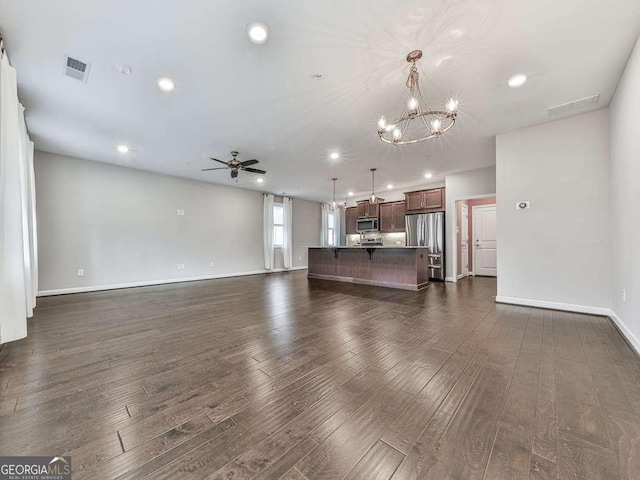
(209, 158, 229, 165)
(242, 167, 266, 174)
(240, 159, 259, 166)
(231, 169, 238, 179)
(201, 167, 228, 171)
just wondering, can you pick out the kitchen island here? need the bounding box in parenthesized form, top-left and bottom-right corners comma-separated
(307, 246, 430, 291)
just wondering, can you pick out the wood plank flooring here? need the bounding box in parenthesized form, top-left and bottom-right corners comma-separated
(1, 272, 639, 479)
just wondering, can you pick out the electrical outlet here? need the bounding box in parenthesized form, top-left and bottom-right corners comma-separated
(77, 268, 84, 277)
(623, 288, 627, 304)
(210, 262, 214, 267)
(176, 209, 185, 216)
(176, 264, 185, 270)
(396, 240, 402, 245)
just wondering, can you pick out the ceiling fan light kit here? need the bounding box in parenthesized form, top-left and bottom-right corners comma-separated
(378, 50, 458, 145)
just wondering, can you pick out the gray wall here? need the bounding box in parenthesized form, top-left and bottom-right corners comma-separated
(444, 166, 497, 279)
(496, 109, 611, 309)
(610, 34, 640, 350)
(35, 151, 320, 292)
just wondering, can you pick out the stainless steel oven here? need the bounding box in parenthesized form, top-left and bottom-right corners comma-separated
(356, 217, 379, 233)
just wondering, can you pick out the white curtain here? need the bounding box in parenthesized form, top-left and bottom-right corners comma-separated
(321, 203, 331, 246)
(263, 193, 275, 270)
(334, 206, 342, 247)
(282, 197, 293, 269)
(0, 52, 37, 344)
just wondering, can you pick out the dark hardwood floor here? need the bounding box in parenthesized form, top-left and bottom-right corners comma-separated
(1, 271, 639, 479)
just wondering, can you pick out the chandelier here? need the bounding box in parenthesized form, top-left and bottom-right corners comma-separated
(378, 50, 458, 145)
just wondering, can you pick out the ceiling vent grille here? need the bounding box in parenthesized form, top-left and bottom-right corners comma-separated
(64, 55, 91, 82)
(548, 94, 600, 116)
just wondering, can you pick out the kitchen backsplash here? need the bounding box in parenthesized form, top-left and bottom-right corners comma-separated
(347, 232, 407, 247)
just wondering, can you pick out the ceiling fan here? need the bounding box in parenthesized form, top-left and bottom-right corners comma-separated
(202, 151, 266, 179)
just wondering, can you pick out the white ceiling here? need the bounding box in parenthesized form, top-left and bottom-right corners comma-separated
(1, 0, 639, 202)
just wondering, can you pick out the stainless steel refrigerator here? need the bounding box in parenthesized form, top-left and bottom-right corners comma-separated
(405, 212, 445, 281)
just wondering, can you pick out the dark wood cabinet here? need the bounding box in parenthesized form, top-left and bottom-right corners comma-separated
(379, 203, 393, 232)
(405, 191, 424, 212)
(356, 200, 379, 218)
(393, 201, 406, 231)
(424, 189, 443, 210)
(379, 201, 406, 233)
(345, 207, 358, 235)
(404, 188, 445, 213)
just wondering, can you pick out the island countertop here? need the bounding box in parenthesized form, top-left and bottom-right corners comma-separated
(306, 246, 430, 249)
(307, 246, 430, 290)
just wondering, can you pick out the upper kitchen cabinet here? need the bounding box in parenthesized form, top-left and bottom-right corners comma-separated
(404, 187, 445, 213)
(345, 207, 358, 235)
(380, 201, 406, 233)
(356, 200, 379, 218)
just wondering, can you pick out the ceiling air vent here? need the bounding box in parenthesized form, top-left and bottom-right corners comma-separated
(547, 94, 600, 116)
(63, 55, 91, 82)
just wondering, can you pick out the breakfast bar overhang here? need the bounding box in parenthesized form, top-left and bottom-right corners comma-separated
(307, 246, 430, 291)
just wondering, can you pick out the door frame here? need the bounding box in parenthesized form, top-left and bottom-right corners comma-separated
(459, 203, 469, 279)
(449, 193, 496, 283)
(471, 203, 497, 276)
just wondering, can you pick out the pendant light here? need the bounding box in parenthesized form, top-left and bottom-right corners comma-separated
(331, 177, 338, 210)
(369, 168, 377, 204)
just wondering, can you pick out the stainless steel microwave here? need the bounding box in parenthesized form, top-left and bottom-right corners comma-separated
(356, 217, 379, 232)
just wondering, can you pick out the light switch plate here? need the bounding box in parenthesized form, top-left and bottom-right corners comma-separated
(77, 268, 84, 277)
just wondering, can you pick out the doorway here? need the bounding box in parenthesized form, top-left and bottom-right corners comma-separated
(472, 204, 497, 277)
(454, 195, 496, 280)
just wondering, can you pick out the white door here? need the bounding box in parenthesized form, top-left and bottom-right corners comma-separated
(473, 205, 497, 277)
(460, 204, 469, 276)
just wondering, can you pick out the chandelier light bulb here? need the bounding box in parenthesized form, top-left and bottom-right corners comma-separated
(393, 128, 402, 141)
(446, 98, 458, 113)
(332, 200, 337, 209)
(370, 193, 376, 203)
(408, 97, 419, 112)
(378, 116, 387, 131)
(430, 118, 442, 133)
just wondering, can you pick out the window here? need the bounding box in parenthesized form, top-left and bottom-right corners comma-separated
(327, 212, 335, 246)
(273, 204, 284, 247)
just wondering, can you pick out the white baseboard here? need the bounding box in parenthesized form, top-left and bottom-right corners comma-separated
(494, 295, 611, 316)
(37, 267, 308, 297)
(608, 309, 640, 357)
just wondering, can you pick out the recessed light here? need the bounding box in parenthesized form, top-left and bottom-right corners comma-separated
(424, 173, 433, 179)
(387, 184, 394, 189)
(117, 145, 129, 154)
(348, 191, 354, 197)
(330, 152, 340, 160)
(256, 177, 264, 183)
(247, 22, 269, 45)
(157, 77, 175, 92)
(508, 73, 527, 88)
